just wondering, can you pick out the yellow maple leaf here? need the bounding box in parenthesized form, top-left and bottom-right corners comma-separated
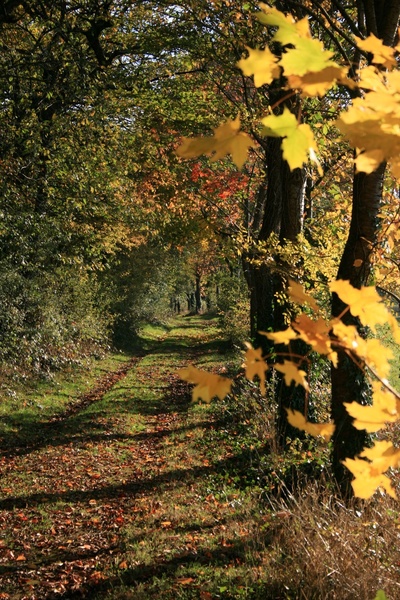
(359, 337, 393, 380)
(177, 115, 255, 170)
(344, 383, 398, 433)
(354, 148, 386, 174)
(343, 457, 396, 499)
(282, 123, 318, 170)
(294, 314, 336, 364)
(288, 66, 348, 97)
(279, 37, 336, 78)
(276, 360, 309, 391)
(332, 318, 391, 379)
(343, 440, 400, 499)
(261, 107, 300, 138)
(361, 440, 400, 472)
(286, 409, 334, 441)
(257, 4, 342, 91)
(258, 5, 311, 44)
(329, 280, 390, 332)
(331, 319, 361, 350)
(358, 65, 388, 92)
(355, 34, 397, 69)
(260, 327, 298, 345)
(288, 279, 319, 311)
(335, 69, 400, 178)
(261, 109, 318, 171)
(243, 343, 268, 395)
(237, 46, 280, 87)
(178, 365, 232, 403)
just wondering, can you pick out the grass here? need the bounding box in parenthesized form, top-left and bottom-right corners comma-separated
(0, 314, 399, 599)
(0, 350, 134, 448)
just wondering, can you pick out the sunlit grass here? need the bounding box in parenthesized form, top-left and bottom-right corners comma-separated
(1, 314, 399, 599)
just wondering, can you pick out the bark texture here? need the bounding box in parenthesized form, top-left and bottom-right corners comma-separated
(331, 163, 386, 493)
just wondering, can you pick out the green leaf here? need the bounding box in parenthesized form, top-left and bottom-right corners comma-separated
(280, 37, 335, 77)
(257, 5, 310, 45)
(261, 107, 298, 138)
(261, 109, 317, 170)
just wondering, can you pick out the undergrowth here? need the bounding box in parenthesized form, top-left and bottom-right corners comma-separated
(0, 314, 398, 600)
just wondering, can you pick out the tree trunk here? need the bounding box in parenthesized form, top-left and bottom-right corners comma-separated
(275, 164, 308, 445)
(331, 162, 386, 495)
(246, 136, 285, 354)
(243, 130, 307, 444)
(195, 270, 202, 313)
(328, 0, 399, 496)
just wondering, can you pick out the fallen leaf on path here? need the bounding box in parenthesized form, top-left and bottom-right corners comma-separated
(177, 577, 196, 585)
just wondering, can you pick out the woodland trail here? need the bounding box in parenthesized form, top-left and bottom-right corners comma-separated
(0, 315, 259, 600)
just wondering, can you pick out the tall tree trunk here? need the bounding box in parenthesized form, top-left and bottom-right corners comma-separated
(275, 164, 308, 445)
(195, 270, 202, 313)
(243, 136, 284, 354)
(331, 162, 386, 495)
(329, 0, 399, 496)
(244, 132, 307, 444)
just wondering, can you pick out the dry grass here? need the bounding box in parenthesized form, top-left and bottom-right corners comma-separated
(260, 480, 400, 600)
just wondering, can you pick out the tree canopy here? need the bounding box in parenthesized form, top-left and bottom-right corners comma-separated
(2, 0, 400, 498)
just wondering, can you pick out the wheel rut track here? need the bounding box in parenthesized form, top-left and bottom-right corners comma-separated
(0, 352, 147, 459)
(48, 352, 146, 424)
(0, 317, 233, 599)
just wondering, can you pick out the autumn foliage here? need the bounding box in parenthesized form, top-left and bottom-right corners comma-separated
(178, 5, 400, 500)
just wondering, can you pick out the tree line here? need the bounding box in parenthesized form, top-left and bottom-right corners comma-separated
(2, 0, 400, 495)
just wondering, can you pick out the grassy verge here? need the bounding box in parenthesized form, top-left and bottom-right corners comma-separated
(0, 315, 399, 599)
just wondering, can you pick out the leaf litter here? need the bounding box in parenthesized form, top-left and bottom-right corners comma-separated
(0, 317, 248, 599)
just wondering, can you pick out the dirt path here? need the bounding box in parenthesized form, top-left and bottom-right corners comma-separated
(0, 315, 253, 600)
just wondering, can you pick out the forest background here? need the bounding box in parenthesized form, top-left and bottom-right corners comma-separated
(2, 0, 400, 500)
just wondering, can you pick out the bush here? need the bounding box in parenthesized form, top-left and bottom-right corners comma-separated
(0, 263, 110, 376)
(215, 271, 250, 347)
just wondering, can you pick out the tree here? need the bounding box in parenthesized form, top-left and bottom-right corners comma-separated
(176, 1, 400, 496)
(0, 0, 209, 367)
